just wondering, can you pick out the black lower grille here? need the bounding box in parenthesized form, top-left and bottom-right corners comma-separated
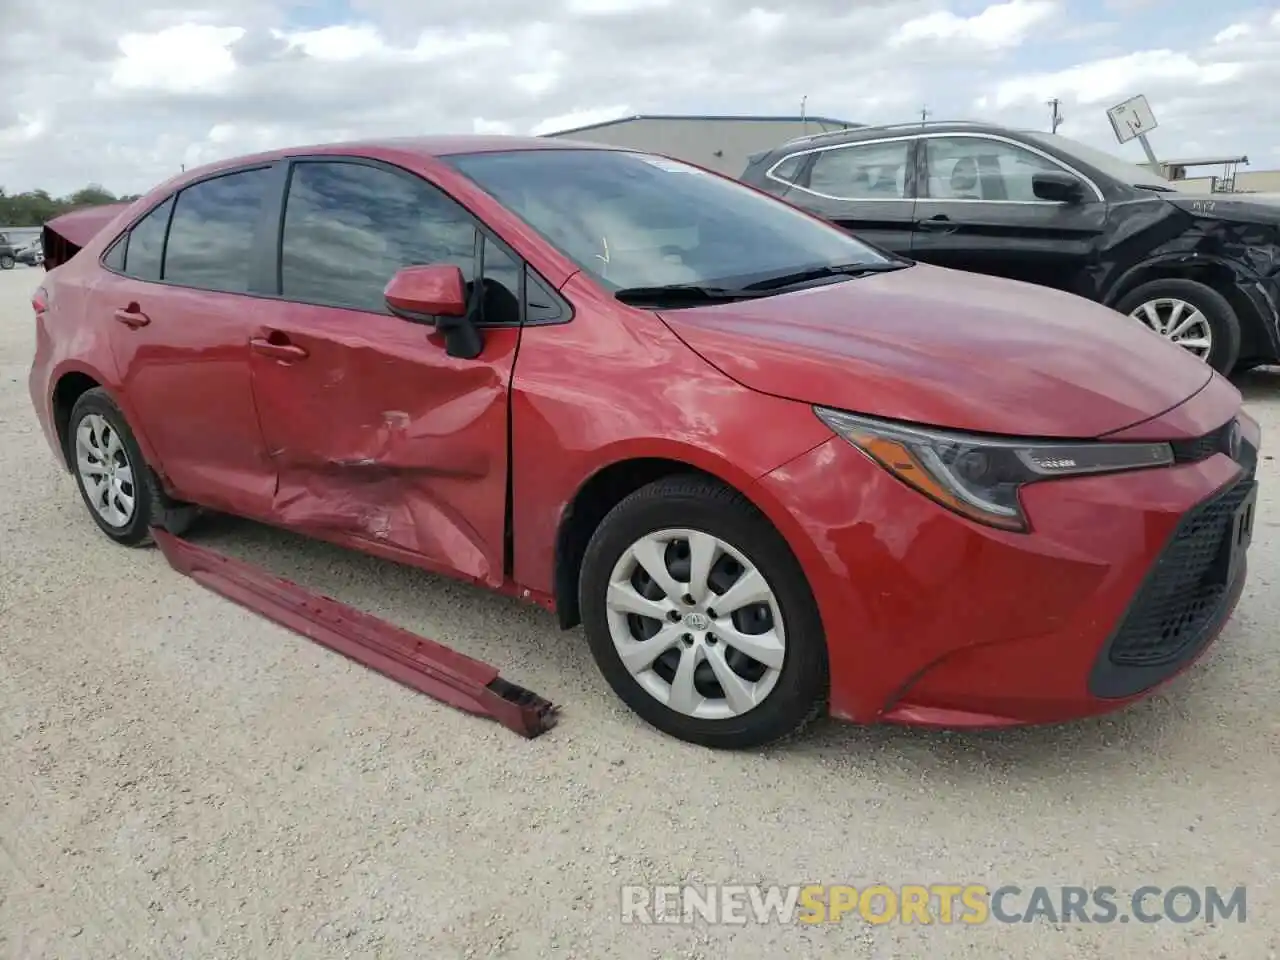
(1107, 466, 1255, 668)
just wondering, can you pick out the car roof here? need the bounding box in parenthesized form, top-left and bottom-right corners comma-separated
(159, 134, 626, 193)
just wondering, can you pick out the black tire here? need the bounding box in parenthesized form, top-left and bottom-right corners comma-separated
(0, 254, 14, 270)
(65, 388, 196, 546)
(1113, 278, 1241, 375)
(579, 475, 829, 749)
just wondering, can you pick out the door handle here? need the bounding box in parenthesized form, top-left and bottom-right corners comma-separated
(916, 215, 958, 233)
(249, 337, 309, 361)
(113, 304, 150, 329)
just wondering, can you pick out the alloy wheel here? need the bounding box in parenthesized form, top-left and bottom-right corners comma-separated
(1130, 297, 1213, 360)
(75, 413, 136, 528)
(604, 528, 786, 719)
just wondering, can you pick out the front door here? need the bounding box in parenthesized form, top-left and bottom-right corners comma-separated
(101, 166, 279, 514)
(246, 158, 523, 587)
(910, 135, 1108, 295)
(774, 137, 918, 255)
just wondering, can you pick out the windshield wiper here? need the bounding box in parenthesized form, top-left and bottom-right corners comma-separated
(613, 284, 767, 306)
(1134, 183, 1177, 193)
(738, 260, 909, 292)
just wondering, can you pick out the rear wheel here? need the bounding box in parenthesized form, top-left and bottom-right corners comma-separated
(0, 254, 14, 270)
(1115, 278, 1241, 375)
(579, 476, 828, 749)
(66, 388, 195, 545)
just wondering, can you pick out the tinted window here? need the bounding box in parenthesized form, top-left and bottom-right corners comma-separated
(122, 198, 172, 281)
(280, 161, 477, 313)
(163, 168, 270, 292)
(769, 155, 805, 184)
(924, 137, 1069, 202)
(479, 236, 521, 325)
(103, 236, 126, 272)
(446, 149, 888, 292)
(807, 141, 911, 200)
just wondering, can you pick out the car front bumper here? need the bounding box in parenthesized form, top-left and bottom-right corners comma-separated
(756, 404, 1260, 728)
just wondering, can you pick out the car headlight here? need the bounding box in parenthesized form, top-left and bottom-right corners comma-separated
(814, 406, 1174, 532)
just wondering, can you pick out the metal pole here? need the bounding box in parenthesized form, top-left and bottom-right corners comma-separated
(1136, 133, 1158, 166)
(1047, 98, 1063, 133)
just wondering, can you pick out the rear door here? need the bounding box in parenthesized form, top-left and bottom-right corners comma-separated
(910, 134, 1108, 294)
(98, 166, 279, 513)
(765, 136, 918, 254)
(245, 158, 547, 586)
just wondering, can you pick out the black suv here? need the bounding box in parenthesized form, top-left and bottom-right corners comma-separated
(742, 120, 1280, 375)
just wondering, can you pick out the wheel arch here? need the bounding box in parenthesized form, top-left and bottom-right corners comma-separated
(1102, 255, 1271, 360)
(551, 452, 809, 631)
(50, 364, 166, 477)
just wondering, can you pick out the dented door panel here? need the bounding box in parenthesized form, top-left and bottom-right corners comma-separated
(247, 299, 519, 587)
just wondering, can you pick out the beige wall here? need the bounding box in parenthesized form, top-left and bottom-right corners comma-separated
(1234, 169, 1280, 193)
(546, 118, 856, 177)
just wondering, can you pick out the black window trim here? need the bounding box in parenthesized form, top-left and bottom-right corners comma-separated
(268, 154, 571, 328)
(100, 162, 278, 298)
(98, 154, 572, 328)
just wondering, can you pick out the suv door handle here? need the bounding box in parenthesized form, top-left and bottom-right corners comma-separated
(249, 336, 309, 362)
(113, 304, 151, 329)
(916, 215, 958, 233)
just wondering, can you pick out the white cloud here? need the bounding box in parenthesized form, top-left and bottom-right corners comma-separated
(3, 0, 1280, 196)
(107, 24, 245, 94)
(890, 0, 1056, 50)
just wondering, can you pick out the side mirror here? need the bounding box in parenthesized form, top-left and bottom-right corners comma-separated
(1032, 170, 1085, 204)
(384, 264, 484, 360)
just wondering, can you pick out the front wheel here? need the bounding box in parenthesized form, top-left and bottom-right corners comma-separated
(579, 475, 828, 749)
(1114, 278, 1241, 375)
(0, 254, 14, 270)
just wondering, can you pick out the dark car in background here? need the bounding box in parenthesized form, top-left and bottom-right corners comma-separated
(742, 120, 1280, 376)
(0, 233, 16, 270)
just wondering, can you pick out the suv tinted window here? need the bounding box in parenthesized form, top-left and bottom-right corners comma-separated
(807, 141, 910, 200)
(122, 197, 173, 282)
(924, 137, 1068, 202)
(768, 155, 805, 184)
(280, 161, 478, 313)
(163, 168, 271, 292)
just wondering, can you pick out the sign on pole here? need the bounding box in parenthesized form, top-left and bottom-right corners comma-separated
(1106, 94, 1159, 164)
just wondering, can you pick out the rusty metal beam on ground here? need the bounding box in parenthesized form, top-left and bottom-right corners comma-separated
(151, 528, 558, 738)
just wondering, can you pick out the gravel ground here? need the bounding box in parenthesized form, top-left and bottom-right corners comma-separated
(1, 264, 1279, 959)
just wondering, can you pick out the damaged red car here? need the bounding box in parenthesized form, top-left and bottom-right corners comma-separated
(29, 136, 1260, 748)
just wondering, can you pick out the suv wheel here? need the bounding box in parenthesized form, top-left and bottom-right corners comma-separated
(579, 475, 828, 749)
(0, 254, 14, 270)
(1115, 278, 1241, 375)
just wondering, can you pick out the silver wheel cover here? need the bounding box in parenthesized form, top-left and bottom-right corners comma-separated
(75, 413, 136, 527)
(604, 528, 786, 719)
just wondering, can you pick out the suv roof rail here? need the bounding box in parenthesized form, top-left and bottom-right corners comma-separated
(779, 118, 1000, 147)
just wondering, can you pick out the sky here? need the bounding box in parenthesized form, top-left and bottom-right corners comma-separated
(1, 0, 1278, 196)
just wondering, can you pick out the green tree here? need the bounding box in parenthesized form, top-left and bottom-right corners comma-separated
(0, 184, 131, 227)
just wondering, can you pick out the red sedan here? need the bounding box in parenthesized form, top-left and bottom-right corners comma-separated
(28, 136, 1260, 748)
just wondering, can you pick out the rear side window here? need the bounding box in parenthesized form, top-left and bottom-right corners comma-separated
(163, 168, 271, 293)
(280, 161, 478, 313)
(769, 155, 805, 184)
(121, 197, 173, 281)
(807, 141, 911, 200)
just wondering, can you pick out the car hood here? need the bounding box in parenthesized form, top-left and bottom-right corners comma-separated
(657, 263, 1215, 439)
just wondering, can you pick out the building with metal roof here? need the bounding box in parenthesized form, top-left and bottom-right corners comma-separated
(541, 113, 861, 177)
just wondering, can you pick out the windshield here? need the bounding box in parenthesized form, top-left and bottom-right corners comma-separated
(1019, 132, 1174, 190)
(445, 148, 891, 291)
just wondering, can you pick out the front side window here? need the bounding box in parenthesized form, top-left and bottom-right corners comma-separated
(806, 141, 911, 200)
(121, 197, 173, 282)
(280, 161, 478, 313)
(924, 137, 1072, 202)
(446, 148, 889, 292)
(163, 168, 271, 292)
